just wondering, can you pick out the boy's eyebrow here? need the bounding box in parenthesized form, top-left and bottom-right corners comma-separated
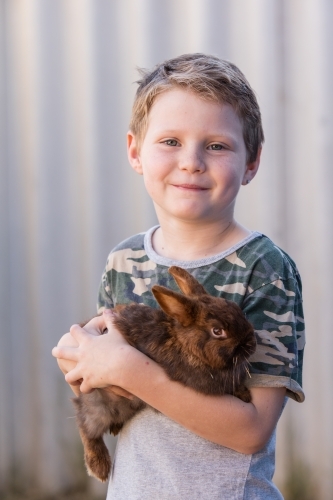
(152, 126, 236, 136)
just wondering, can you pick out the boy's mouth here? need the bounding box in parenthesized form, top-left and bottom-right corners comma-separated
(173, 184, 208, 190)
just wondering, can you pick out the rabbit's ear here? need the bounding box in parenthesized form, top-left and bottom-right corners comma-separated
(152, 285, 196, 326)
(168, 266, 207, 297)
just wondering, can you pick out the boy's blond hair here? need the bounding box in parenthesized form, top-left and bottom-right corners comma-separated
(129, 53, 264, 163)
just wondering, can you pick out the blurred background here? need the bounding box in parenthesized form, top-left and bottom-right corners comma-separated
(0, 0, 332, 499)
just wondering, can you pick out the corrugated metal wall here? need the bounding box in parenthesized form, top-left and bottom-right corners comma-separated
(0, 0, 332, 498)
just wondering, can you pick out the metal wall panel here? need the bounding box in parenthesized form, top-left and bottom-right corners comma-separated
(0, 0, 331, 497)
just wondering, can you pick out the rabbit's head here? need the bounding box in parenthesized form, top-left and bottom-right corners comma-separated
(152, 266, 256, 370)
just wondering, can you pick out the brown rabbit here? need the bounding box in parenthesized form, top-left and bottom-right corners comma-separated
(72, 266, 256, 482)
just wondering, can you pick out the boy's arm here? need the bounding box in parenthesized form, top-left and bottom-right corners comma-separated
(53, 311, 285, 455)
(114, 345, 285, 454)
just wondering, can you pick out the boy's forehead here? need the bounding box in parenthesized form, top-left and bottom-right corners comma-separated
(146, 89, 243, 134)
(149, 88, 222, 112)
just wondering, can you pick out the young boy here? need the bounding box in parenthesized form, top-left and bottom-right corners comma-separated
(53, 53, 305, 499)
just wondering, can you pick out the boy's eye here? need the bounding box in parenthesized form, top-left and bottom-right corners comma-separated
(163, 139, 179, 147)
(208, 143, 224, 150)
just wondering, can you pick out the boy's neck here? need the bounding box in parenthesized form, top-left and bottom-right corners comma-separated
(152, 219, 251, 261)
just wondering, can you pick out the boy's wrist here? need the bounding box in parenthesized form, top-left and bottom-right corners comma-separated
(115, 345, 165, 397)
(114, 344, 143, 389)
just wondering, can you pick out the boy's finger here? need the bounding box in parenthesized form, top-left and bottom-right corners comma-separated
(103, 308, 116, 328)
(69, 378, 82, 386)
(69, 323, 90, 340)
(52, 345, 79, 361)
(65, 367, 83, 385)
(105, 385, 134, 400)
(80, 315, 107, 335)
(79, 380, 95, 394)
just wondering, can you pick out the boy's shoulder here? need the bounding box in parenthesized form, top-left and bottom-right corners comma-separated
(236, 232, 301, 283)
(104, 230, 149, 275)
(99, 230, 157, 309)
(110, 231, 146, 253)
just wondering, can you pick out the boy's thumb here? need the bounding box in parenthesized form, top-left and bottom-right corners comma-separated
(103, 308, 114, 315)
(103, 308, 116, 326)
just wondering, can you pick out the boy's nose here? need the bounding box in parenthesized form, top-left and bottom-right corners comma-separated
(178, 149, 205, 173)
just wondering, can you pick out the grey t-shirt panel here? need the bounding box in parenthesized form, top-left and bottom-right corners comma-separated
(107, 407, 283, 500)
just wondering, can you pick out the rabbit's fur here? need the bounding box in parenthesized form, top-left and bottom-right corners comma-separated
(73, 266, 256, 482)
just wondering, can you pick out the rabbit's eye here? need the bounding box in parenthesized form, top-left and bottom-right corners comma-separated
(211, 328, 227, 339)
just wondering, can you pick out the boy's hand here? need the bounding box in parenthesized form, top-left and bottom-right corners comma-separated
(52, 310, 134, 398)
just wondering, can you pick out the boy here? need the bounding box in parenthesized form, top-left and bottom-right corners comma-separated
(53, 53, 305, 499)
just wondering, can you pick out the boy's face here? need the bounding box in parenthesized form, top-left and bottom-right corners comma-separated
(128, 89, 260, 226)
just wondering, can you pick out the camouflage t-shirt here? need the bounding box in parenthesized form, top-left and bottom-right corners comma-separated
(99, 227, 305, 499)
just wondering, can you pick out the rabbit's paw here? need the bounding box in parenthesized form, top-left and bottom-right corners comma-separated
(84, 438, 112, 482)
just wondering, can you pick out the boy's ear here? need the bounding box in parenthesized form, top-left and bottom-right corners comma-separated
(127, 131, 143, 175)
(242, 146, 262, 185)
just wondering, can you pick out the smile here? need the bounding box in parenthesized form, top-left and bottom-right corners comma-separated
(172, 184, 209, 191)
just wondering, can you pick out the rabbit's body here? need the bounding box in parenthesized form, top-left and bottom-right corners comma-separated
(73, 266, 256, 482)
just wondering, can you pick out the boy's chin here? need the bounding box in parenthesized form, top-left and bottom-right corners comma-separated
(153, 198, 232, 225)
(163, 211, 221, 225)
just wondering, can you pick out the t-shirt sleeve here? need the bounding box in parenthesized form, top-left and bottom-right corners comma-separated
(242, 261, 305, 402)
(96, 264, 114, 314)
